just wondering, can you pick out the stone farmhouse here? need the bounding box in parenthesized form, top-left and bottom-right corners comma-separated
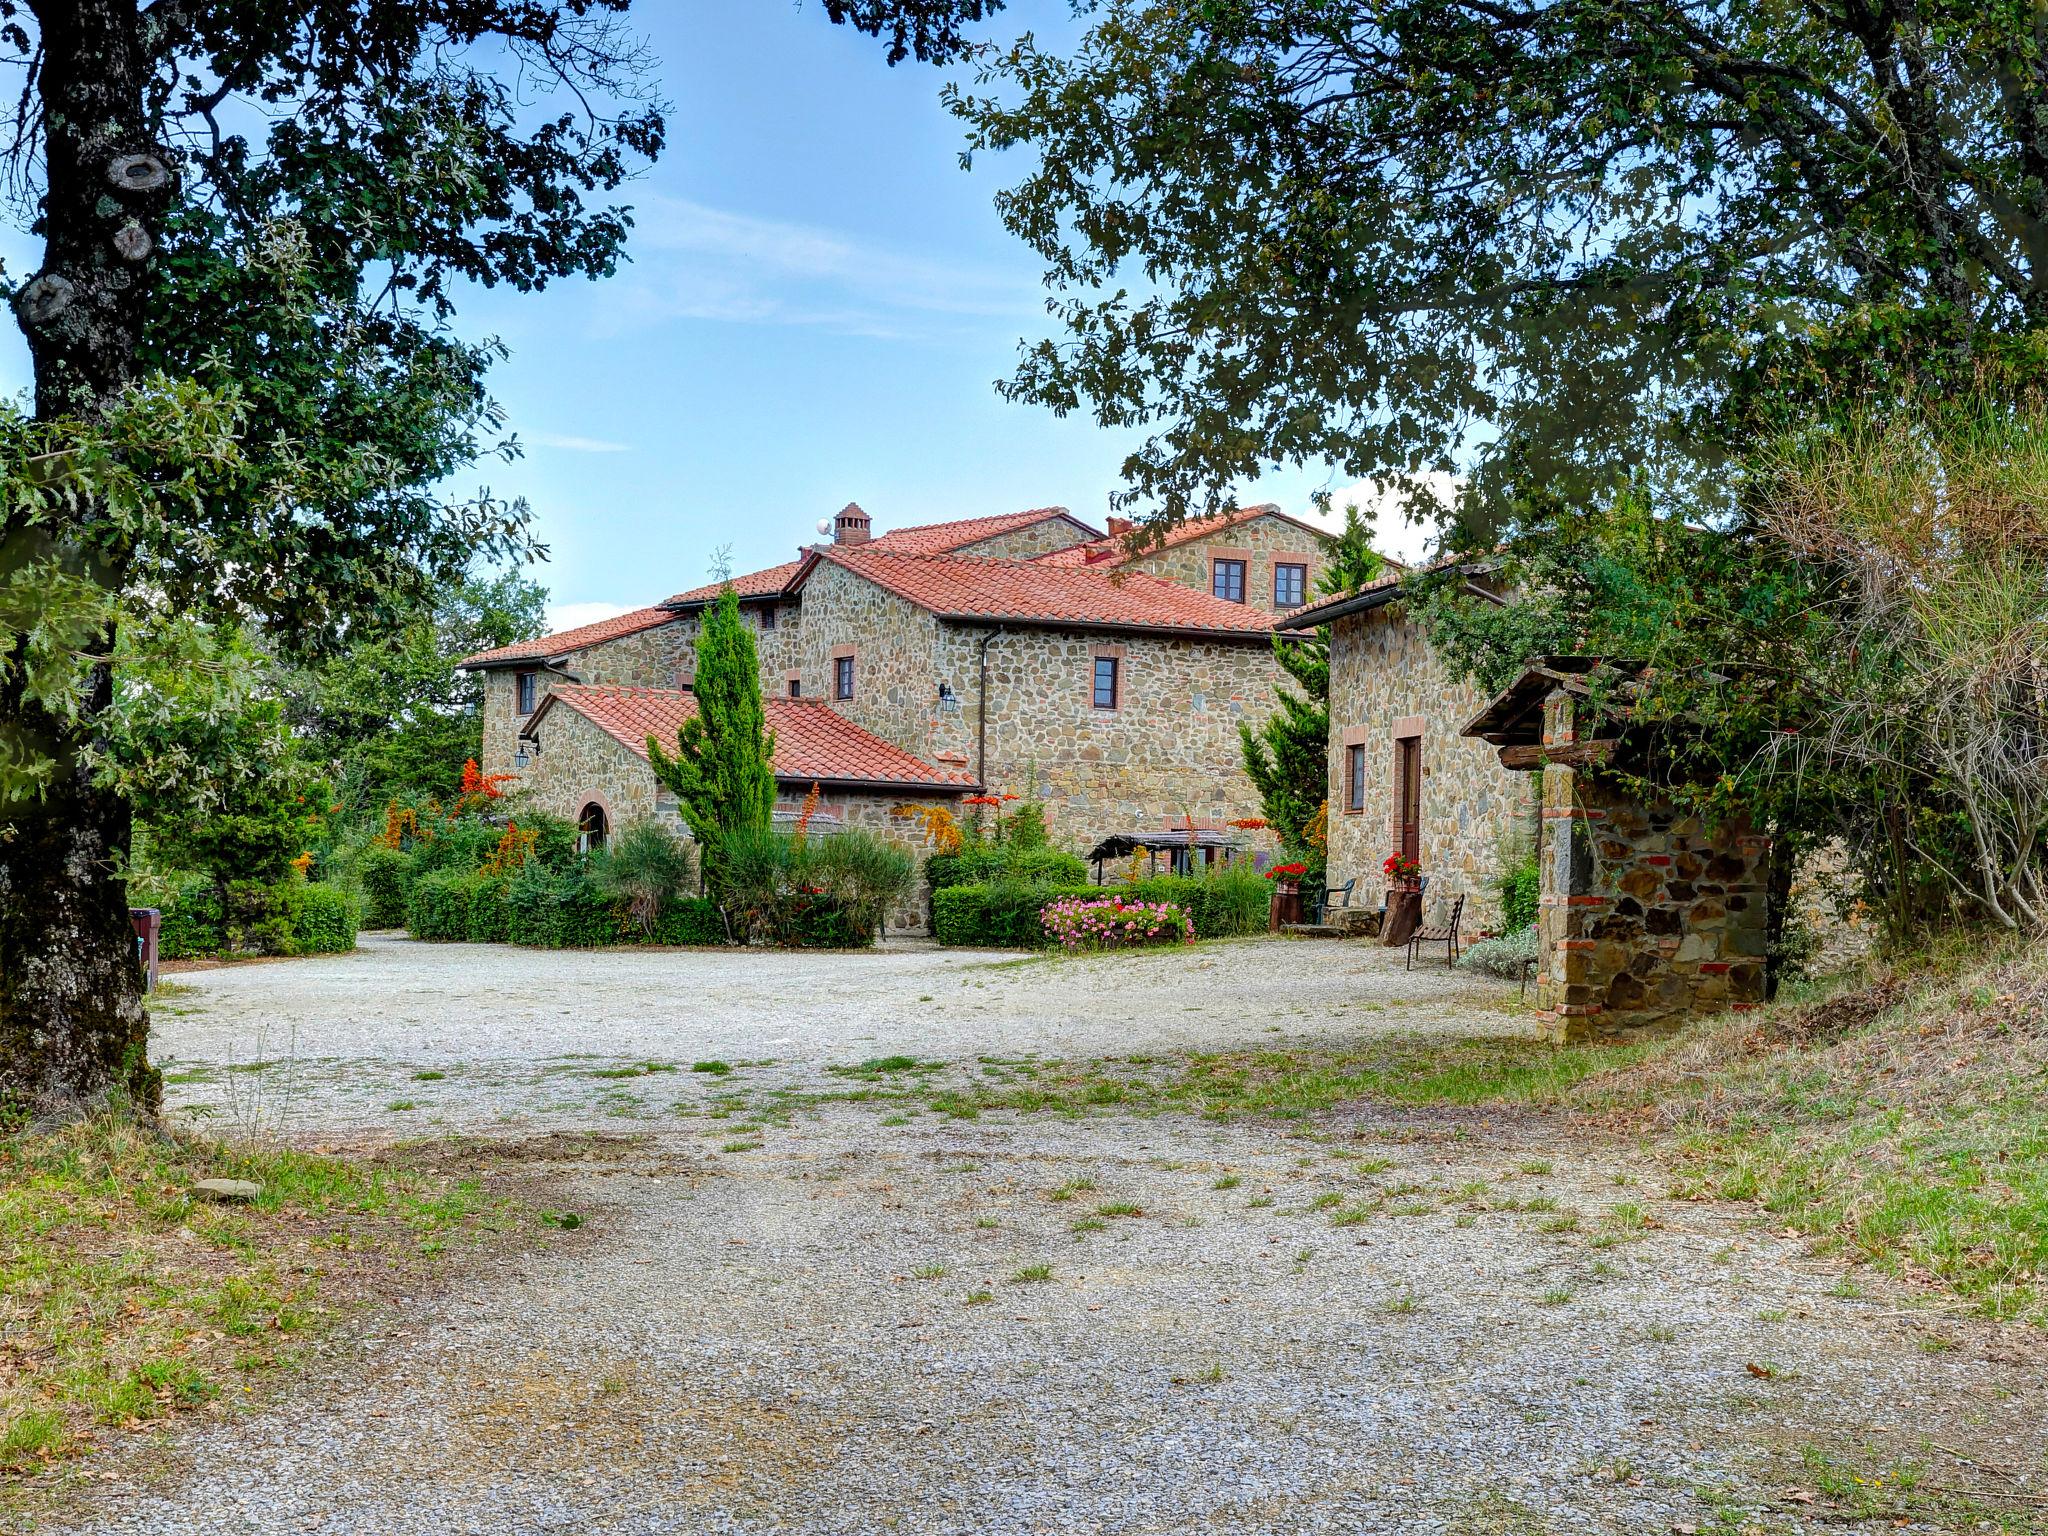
(459, 502, 1330, 920)
(1283, 568, 1533, 934)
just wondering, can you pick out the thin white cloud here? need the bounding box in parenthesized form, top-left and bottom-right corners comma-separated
(530, 432, 632, 454)
(613, 194, 1038, 342)
(547, 600, 636, 634)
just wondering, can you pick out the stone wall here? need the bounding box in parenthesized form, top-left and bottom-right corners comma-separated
(953, 518, 1098, 560)
(1325, 605, 1527, 929)
(476, 606, 801, 779)
(1529, 693, 1770, 1042)
(927, 622, 1280, 854)
(516, 702, 950, 934)
(1124, 513, 1328, 615)
(789, 562, 944, 753)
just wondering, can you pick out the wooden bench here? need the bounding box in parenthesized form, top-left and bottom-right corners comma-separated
(1405, 892, 1465, 970)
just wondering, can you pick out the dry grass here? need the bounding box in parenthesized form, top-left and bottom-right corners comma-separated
(0, 1119, 520, 1480)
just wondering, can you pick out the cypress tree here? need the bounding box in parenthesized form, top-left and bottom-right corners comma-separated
(648, 585, 776, 881)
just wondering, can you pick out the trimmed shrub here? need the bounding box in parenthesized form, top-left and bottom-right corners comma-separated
(933, 866, 1270, 948)
(500, 863, 723, 948)
(465, 881, 511, 943)
(1122, 866, 1270, 939)
(713, 826, 912, 947)
(406, 870, 478, 942)
(289, 885, 359, 954)
(1042, 896, 1193, 950)
(357, 846, 416, 929)
(925, 844, 1087, 892)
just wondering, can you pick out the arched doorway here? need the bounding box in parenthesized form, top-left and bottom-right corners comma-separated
(577, 801, 609, 854)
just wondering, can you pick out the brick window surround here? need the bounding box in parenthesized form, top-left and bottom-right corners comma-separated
(1091, 644, 1125, 710)
(831, 644, 856, 701)
(1273, 562, 1308, 609)
(786, 670, 803, 698)
(515, 670, 538, 716)
(1340, 724, 1369, 813)
(1209, 549, 1250, 603)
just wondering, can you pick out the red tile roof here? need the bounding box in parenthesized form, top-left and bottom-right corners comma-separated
(1033, 504, 1325, 568)
(526, 686, 977, 790)
(799, 545, 1280, 636)
(866, 506, 1100, 555)
(458, 606, 674, 670)
(661, 559, 806, 610)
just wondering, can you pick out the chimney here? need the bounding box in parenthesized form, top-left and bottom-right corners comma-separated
(832, 502, 872, 546)
(1106, 516, 1132, 538)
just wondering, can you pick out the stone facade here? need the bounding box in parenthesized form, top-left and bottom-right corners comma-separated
(1324, 604, 1528, 930)
(787, 562, 944, 755)
(1526, 693, 1770, 1042)
(514, 703, 947, 934)
(930, 625, 1279, 851)
(1120, 512, 1327, 616)
(952, 519, 1098, 560)
(479, 605, 800, 780)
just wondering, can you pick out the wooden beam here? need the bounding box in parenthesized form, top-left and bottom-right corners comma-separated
(1497, 739, 1618, 771)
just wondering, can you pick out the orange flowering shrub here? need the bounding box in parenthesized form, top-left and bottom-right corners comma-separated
(891, 803, 964, 853)
(482, 822, 539, 880)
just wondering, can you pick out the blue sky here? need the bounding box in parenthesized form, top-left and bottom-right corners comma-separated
(0, 1, 1436, 633)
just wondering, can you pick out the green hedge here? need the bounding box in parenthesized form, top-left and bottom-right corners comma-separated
(406, 870, 483, 942)
(925, 845, 1088, 892)
(287, 884, 360, 954)
(498, 867, 722, 948)
(356, 846, 416, 929)
(1498, 859, 1540, 933)
(155, 877, 358, 959)
(933, 867, 1271, 948)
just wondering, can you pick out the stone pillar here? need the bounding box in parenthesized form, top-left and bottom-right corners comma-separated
(1531, 692, 1771, 1043)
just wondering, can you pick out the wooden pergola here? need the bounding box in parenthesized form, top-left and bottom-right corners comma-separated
(1085, 829, 1246, 882)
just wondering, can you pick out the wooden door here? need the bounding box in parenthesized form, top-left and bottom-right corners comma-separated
(1396, 736, 1422, 864)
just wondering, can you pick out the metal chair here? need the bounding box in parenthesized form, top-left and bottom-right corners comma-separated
(1405, 892, 1465, 969)
(1307, 877, 1356, 924)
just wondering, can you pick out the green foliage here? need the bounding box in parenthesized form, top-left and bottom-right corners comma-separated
(499, 864, 720, 949)
(354, 847, 417, 930)
(1240, 506, 1384, 856)
(925, 844, 1088, 891)
(1000, 801, 1049, 849)
(1498, 860, 1540, 935)
(712, 826, 915, 948)
(933, 866, 1270, 947)
(283, 568, 548, 809)
(586, 819, 696, 938)
(155, 876, 356, 958)
(949, 2, 2048, 530)
(100, 619, 328, 890)
(406, 871, 483, 943)
(288, 886, 360, 955)
(647, 586, 776, 884)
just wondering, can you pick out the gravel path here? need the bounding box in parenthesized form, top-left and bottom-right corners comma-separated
(45, 938, 2045, 1533)
(152, 934, 1522, 1137)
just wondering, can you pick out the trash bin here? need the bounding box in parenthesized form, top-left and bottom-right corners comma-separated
(130, 908, 161, 992)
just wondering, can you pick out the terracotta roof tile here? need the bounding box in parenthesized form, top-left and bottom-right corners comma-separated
(661, 560, 805, 610)
(528, 685, 977, 790)
(458, 606, 674, 670)
(1033, 503, 1323, 567)
(803, 546, 1279, 635)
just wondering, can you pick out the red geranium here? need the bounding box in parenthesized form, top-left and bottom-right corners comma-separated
(1264, 861, 1309, 881)
(1383, 852, 1423, 883)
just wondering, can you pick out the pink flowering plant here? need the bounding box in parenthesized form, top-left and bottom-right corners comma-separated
(1040, 896, 1195, 951)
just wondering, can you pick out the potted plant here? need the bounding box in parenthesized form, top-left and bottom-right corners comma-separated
(1265, 860, 1309, 928)
(1381, 852, 1425, 946)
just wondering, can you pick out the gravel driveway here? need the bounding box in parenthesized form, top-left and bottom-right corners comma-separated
(50, 938, 2046, 1534)
(153, 933, 1522, 1137)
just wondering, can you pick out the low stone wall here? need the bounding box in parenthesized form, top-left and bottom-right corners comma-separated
(1530, 694, 1769, 1042)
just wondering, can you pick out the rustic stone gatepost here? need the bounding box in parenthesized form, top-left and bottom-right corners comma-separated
(1527, 690, 1771, 1043)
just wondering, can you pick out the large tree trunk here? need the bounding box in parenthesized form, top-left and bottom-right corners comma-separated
(0, 0, 164, 1120)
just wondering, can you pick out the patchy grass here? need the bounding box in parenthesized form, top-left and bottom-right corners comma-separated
(1570, 937, 2048, 1323)
(0, 1117, 516, 1479)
